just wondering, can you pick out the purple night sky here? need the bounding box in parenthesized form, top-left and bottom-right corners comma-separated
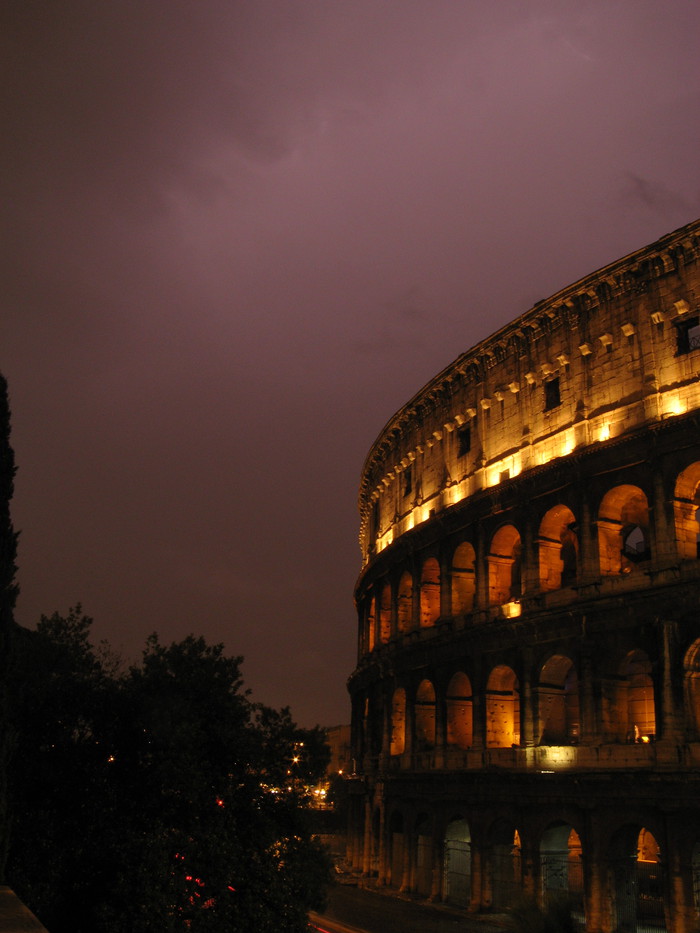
(2, 1, 699, 726)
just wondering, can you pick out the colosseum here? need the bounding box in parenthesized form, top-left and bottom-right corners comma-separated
(347, 218, 700, 933)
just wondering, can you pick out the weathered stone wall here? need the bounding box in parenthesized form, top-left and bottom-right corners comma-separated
(359, 220, 700, 564)
(349, 219, 700, 933)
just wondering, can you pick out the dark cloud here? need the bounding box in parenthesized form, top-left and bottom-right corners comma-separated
(1, 0, 699, 725)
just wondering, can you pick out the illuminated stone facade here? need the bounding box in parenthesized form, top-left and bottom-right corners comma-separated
(348, 219, 700, 932)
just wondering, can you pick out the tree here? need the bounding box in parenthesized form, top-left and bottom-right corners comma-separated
(7, 615, 331, 933)
(0, 374, 19, 881)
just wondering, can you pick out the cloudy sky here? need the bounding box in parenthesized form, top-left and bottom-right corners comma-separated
(2, 0, 699, 726)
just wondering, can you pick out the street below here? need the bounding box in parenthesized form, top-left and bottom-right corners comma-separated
(310, 883, 508, 933)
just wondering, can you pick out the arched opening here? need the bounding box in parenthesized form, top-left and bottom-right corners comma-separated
(488, 525, 522, 605)
(388, 811, 405, 890)
(446, 672, 473, 749)
(390, 688, 406, 756)
(379, 582, 391, 644)
(601, 650, 656, 743)
(420, 558, 441, 627)
(366, 593, 376, 653)
(444, 818, 471, 907)
(540, 823, 584, 923)
(598, 485, 651, 575)
(489, 822, 522, 910)
(674, 462, 700, 560)
(415, 680, 436, 749)
(538, 655, 580, 745)
(415, 814, 433, 897)
(486, 665, 520, 747)
(538, 505, 578, 590)
(692, 841, 700, 916)
(684, 640, 700, 739)
(451, 542, 476, 614)
(397, 570, 413, 633)
(609, 825, 665, 932)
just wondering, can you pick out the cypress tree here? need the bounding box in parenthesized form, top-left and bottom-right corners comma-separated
(0, 373, 18, 880)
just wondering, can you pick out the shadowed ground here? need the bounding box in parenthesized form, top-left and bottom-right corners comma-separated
(311, 882, 507, 933)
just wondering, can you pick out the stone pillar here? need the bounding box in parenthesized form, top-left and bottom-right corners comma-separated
(475, 523, 489, 609)
(580, 647, 599, 745)
(578, 497, 599, 582)
(470, 844, 483, 911)
(471, 656, 485, 751)
(430, 830, 443, 901)
(659, 619, 681, 744)
(440, 550, 452, 619)
(433, 688, 446, 769)
(520, 832, 537, 900)
(480, 845, 493, 910)
(411, 565, 421, 631)
(362, 799, 372, 875)
(390, 578, 399, 640)
(521, 513, 539, 596)
(400, 831, 411, 893)
(521, 648, 536, 748)
(379, 690, 391, 768)
(377, 798, 388, 886)
(651, 467, 677, 565)
(583, 854, 608, 933)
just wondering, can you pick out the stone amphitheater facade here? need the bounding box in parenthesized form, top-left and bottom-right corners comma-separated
(347, 219, 700, 932)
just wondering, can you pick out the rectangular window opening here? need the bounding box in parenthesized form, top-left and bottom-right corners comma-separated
(544, 377, 561, 411)
(457, 425, 471, 457)
(676, 316, 700, 355)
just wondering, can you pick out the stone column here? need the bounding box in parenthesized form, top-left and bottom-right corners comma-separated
(580, 647, 599, 745)
(659, 619, 681, 744)
(521, 647, 536, 748)
(377, 797, 388, 886)
(475, 523, 489, 610)
(651, 466, 676, 565)
(470, 844, 483, 911)
(578, 497, 599, 582)
(440, 550, 452, 620)
(362, 799, 372, 875)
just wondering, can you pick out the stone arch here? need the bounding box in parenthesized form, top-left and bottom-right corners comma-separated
(486, 665, 520, 747)
(537, 655, 580, 745)
(598, 484, 650, 575)
(397, 570, 414, 633)
(540, 822, 584, 920)
(684, 640, 700, 739)
(420, 557, 441, 627)
(390, 688, 407, 756)
(608, 824, 665, 932)
(415, 679, 436, 748)
(446, 672, 473, 749)
(379, 581, 391, 644)
(366, 592, 376, 653)
(601, 649, 656, 743)
(693, 841, 700, 916)
(451, 541, 476, 614)
(443, 817, 472, 907)
(538, 504, 578, 591)
(674, 461, 700, 560)
(488, 524, 522, 605)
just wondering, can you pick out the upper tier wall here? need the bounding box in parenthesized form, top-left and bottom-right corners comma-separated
(358, 219, 700, 565)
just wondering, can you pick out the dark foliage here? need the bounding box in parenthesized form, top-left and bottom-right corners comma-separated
(7, 611, 331, 932)
(0, 374, 18, 880)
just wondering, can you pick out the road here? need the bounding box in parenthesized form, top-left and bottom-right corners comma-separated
(310, 883, 507, 933)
